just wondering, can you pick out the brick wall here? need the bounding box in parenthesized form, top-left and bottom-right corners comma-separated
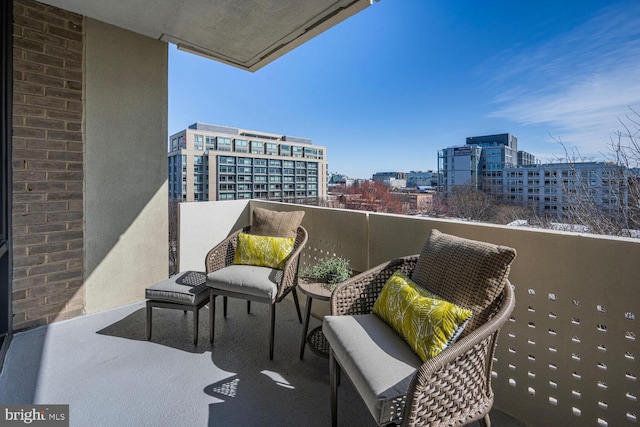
(12, 0, 84, 330)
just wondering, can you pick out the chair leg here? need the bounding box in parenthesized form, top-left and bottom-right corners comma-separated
(269, 303, 276, 360)
(247, 300, 251, 314)
(193, 306, 199, 346)
(146, 302, 152, 340)
(478, 414, 491, 427)
(330, 350, 338, 427)
(292, 287, 302, 323)
(223, 296, 228, 318)
(209, 290, 216, 344)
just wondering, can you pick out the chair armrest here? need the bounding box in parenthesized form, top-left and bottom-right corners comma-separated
(330, 255, 419, 316)
(401, 282, 516, 426)
(204, 227, 247, 274)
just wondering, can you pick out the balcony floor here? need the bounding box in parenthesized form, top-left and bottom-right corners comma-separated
(0, 297, 525, 426)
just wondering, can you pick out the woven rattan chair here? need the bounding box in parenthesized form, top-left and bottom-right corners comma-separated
(205, 225, 308, 359)
(323, 230, 516, 426)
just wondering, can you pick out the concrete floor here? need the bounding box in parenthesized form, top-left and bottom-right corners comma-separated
(0, 297, 526, 427)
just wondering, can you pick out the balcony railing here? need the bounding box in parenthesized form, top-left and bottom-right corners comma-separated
(177, 199, 640, 427)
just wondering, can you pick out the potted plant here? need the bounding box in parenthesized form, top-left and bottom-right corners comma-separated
(301, 256, 352, 290)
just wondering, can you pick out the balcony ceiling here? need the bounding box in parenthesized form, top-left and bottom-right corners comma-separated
(38, 0, 373, 72)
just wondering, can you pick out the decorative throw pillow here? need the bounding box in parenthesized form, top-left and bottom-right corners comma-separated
(233, 233, 295, 270)
(250, 207, 305, 239)
(373, 270, 472, 362)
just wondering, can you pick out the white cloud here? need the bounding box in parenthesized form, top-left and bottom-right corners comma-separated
(488, 2, 640, 158)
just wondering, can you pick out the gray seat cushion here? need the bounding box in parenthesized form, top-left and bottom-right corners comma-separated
(145, 271, 209, 305)
(323, 314, 422, 426)
(206, 264, 281, 301)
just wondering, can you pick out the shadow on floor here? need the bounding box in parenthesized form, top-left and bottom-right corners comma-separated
(96, 306, 209, 354)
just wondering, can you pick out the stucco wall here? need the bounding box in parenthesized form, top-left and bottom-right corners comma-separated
(84, 19, 168, 313)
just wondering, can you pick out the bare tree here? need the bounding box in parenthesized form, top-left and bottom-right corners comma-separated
(555, 107, 640, 237)
(344, 181, 403, 214)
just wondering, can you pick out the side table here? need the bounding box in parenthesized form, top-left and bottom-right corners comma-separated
(298, 279, 333, 359)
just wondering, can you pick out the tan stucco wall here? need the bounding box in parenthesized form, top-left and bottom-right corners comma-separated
(84, 19, 168, 313)
(177, 200, 251, 272)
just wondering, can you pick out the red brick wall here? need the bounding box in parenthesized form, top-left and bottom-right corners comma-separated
(12, 0, 84, 330)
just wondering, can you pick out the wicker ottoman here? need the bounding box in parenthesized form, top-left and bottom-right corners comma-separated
(145, 271, 209, 345)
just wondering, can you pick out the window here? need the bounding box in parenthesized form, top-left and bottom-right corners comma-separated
(304, 147, 318, 159)
(217, 137, 232, 151)
(178, 136, 185, 149)
(194, 134, 204, 150)
(251, 141, 264, 154)
(219, 165, 235, 173)
(292, 146, 303, 158)
(171, 138, 178, 151)
(234, 139, 248, 153)
(206, 136, 216, 149)
(280, 144, 291, 156)
(266, 143, 278, 156)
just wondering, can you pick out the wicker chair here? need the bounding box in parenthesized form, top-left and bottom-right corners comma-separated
(323, 230, 516, 426)
(205, 225, 308, 359)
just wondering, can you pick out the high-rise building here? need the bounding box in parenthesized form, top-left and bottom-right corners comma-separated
(168, 123, 327, 204)
(438, 133, 537, 194)
(437, 145, 483, 192)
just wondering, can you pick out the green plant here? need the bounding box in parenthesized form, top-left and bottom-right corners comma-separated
(301, 256, 351, 286)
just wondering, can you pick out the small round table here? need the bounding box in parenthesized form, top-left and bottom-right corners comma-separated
(298, 279, 333, 359)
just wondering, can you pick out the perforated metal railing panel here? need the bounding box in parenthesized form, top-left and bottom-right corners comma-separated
(493, 283, 638, 427)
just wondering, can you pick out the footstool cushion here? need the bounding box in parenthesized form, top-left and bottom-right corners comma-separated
(145, 271, 209, 305)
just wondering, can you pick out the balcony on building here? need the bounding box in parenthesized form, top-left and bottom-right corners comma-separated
(1, 1, 639, 427)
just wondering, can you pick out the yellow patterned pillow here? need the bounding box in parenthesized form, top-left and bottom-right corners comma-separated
(233, 233, 295, 269)
(372, 270, 472, 362)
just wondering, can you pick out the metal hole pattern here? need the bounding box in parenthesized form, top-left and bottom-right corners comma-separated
(494, 286, 638, 426)
(299, 238, 346, 270)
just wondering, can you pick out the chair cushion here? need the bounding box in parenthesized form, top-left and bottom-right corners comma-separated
(373, 270, 472, 362)
(206, 264, 280, 301)
(410, 229, 516, 332)
(250, 207, 305, 239)
(233, 233, 294, 269)
(323, 314, 422, 426)
(145, 271, 209, 305)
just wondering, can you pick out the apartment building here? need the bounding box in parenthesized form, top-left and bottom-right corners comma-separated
(168, 123, 327, 204)
(503, 161, 629, 218)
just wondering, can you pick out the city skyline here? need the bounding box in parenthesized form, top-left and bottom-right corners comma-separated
(169, 0, 640, 179)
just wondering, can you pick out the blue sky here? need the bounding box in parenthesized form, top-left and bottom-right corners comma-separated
(169, 0, 640, 179)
